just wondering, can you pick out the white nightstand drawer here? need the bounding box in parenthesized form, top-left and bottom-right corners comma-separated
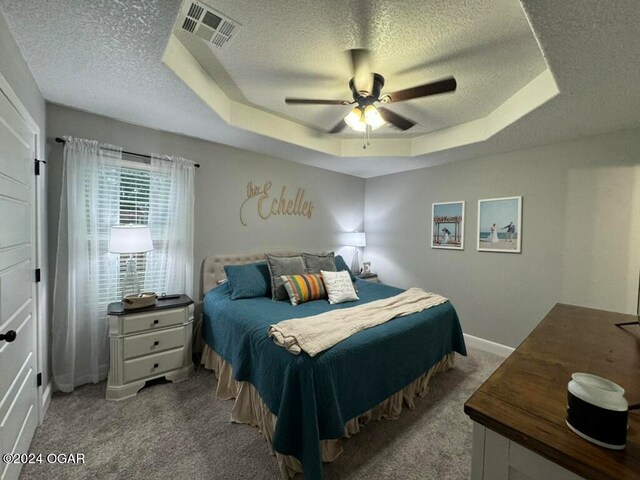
(122, 309, 185, 334)
(123, 326, 185, 360)
(123, 347, 185, 383)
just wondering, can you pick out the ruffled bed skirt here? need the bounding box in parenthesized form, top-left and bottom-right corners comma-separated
(201, 345, 455, 478)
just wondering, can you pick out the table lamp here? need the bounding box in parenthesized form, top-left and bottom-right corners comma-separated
(109, 225, 153, 300)
(345, 231, 366, 274)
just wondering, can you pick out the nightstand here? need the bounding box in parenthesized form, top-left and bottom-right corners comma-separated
(356, 273, 379, 283)
(106, 295, 194, 400)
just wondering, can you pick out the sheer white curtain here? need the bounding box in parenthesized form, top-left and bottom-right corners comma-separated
(52, 137, 122, 392)
(145, 155, 195, 298)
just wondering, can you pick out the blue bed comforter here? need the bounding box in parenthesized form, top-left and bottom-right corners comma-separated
(202, 280, 466, 479)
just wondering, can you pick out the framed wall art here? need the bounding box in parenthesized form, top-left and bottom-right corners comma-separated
(477, 196, 522, 253)
(431, 201, 465, 250)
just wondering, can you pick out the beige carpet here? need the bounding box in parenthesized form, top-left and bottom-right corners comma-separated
(19, 347, 502, 480)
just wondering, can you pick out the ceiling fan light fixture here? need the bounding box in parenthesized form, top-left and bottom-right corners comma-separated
(286, 50, 456, 136)
(344, 105, 386, 133)
(364, 105, 386, 130)
(344, 107, 364, 130)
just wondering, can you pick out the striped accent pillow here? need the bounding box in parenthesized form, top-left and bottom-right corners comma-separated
(281, 274, 327, 306)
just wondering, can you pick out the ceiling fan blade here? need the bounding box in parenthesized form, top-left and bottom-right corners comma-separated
(377, 107, 416, 131)
(385, 77, 457, 103)
(349, 48, 373, 93)
(328, 119, 347, 134)
(285, 98, 350, 105)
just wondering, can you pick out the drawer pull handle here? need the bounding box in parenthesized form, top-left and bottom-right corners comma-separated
(152, 319, 159, 325)
(153, 363, 159, 369)
(153, 341, 159, 346)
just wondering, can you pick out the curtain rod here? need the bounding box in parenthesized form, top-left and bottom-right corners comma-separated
(54, 137, 200, 168)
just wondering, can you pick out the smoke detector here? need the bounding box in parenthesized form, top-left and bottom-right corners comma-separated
(179, 1, 241, 48)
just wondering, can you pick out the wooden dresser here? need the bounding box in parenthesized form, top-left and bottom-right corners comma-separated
(465, 303, 640, 480)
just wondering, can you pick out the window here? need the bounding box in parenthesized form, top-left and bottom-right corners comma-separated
(53, 137, 194, 392)
(93, 159, 172, 310)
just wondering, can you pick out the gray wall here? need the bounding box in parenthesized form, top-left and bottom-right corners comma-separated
(0, 11, 48, 389)
(45, 104, 365, 308)
(364, 128, 640, 348)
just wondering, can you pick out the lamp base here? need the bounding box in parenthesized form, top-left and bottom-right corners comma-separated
(350, 248, 360, 274)
(122, 257, 141, 300)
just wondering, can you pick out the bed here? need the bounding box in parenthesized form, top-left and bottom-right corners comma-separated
(200, 253, 467, 479)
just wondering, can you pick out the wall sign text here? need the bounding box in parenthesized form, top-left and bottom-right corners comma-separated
(240, 180, 314, 226)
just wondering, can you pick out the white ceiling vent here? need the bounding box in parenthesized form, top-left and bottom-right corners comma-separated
(179, 1, 241, 49)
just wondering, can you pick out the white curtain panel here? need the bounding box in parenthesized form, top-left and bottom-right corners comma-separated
(145, 155, 195, 298)
(52, 137, 122, 392)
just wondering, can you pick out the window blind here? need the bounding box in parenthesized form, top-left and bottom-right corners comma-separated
(93, 161, 172, 310)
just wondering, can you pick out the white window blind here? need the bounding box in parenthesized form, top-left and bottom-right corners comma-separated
(93, 160, 172, 310)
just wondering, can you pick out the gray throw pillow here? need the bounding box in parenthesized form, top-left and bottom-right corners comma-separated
(302, 252, 336, 274)
(266, 254, 307, 300)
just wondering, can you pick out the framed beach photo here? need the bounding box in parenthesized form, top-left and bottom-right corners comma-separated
(477, 196, 522, 253)
(431, 201, 465, 250)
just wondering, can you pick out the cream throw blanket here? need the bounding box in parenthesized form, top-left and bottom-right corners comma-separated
(268, 287, 448, 357)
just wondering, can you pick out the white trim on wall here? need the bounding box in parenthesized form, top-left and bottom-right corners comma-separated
(464, 333, 515, 358)
(41, 382, 52, 417)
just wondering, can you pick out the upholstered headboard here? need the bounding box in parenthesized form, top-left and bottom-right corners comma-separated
(202, 251, 298, 296)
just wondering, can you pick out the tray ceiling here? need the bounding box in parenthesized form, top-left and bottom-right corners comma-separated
(165, 0, 557, 156)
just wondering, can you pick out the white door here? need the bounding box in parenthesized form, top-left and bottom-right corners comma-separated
(0, 87, 38, 480)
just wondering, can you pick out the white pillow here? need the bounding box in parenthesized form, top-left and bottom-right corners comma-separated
(321, 270, 359, 305)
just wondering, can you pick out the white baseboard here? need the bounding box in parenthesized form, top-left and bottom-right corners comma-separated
(39, 381, 52, 425)
(464, 333, 514, 358)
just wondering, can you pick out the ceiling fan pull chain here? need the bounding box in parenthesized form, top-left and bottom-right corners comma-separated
(362, 125, 371, 150)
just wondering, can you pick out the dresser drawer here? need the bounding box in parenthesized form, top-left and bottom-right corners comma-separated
(121, 309, 185, 334)
(123, 348, 184, 383)
(123, 326, 185, 360)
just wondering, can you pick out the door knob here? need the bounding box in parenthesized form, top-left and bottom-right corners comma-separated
(0, 330, 17, 342)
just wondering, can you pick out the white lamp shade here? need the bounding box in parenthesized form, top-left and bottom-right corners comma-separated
(364, 105, 386, 130)
(345, 231, 366, 247)
(344, 107, 363, 129)
(109, 225, 153, 254)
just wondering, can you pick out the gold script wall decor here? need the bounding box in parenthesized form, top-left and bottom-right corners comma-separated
(240, 180, 314, 226)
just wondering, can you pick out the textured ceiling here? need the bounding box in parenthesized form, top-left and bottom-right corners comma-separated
(174, 0, 546, 137)
(1, 0, 640, 178)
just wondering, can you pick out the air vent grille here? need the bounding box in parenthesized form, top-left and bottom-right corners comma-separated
(182, 17, 197, 33)
(202, 11, 222, 29)
(179, 1, 241, 49)
(212, 33, 227, 47)
(187, 3, 204, 19)
(219, 21, 234, 36)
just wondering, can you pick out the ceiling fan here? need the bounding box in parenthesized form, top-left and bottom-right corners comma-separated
(285, 49, 457, 135)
